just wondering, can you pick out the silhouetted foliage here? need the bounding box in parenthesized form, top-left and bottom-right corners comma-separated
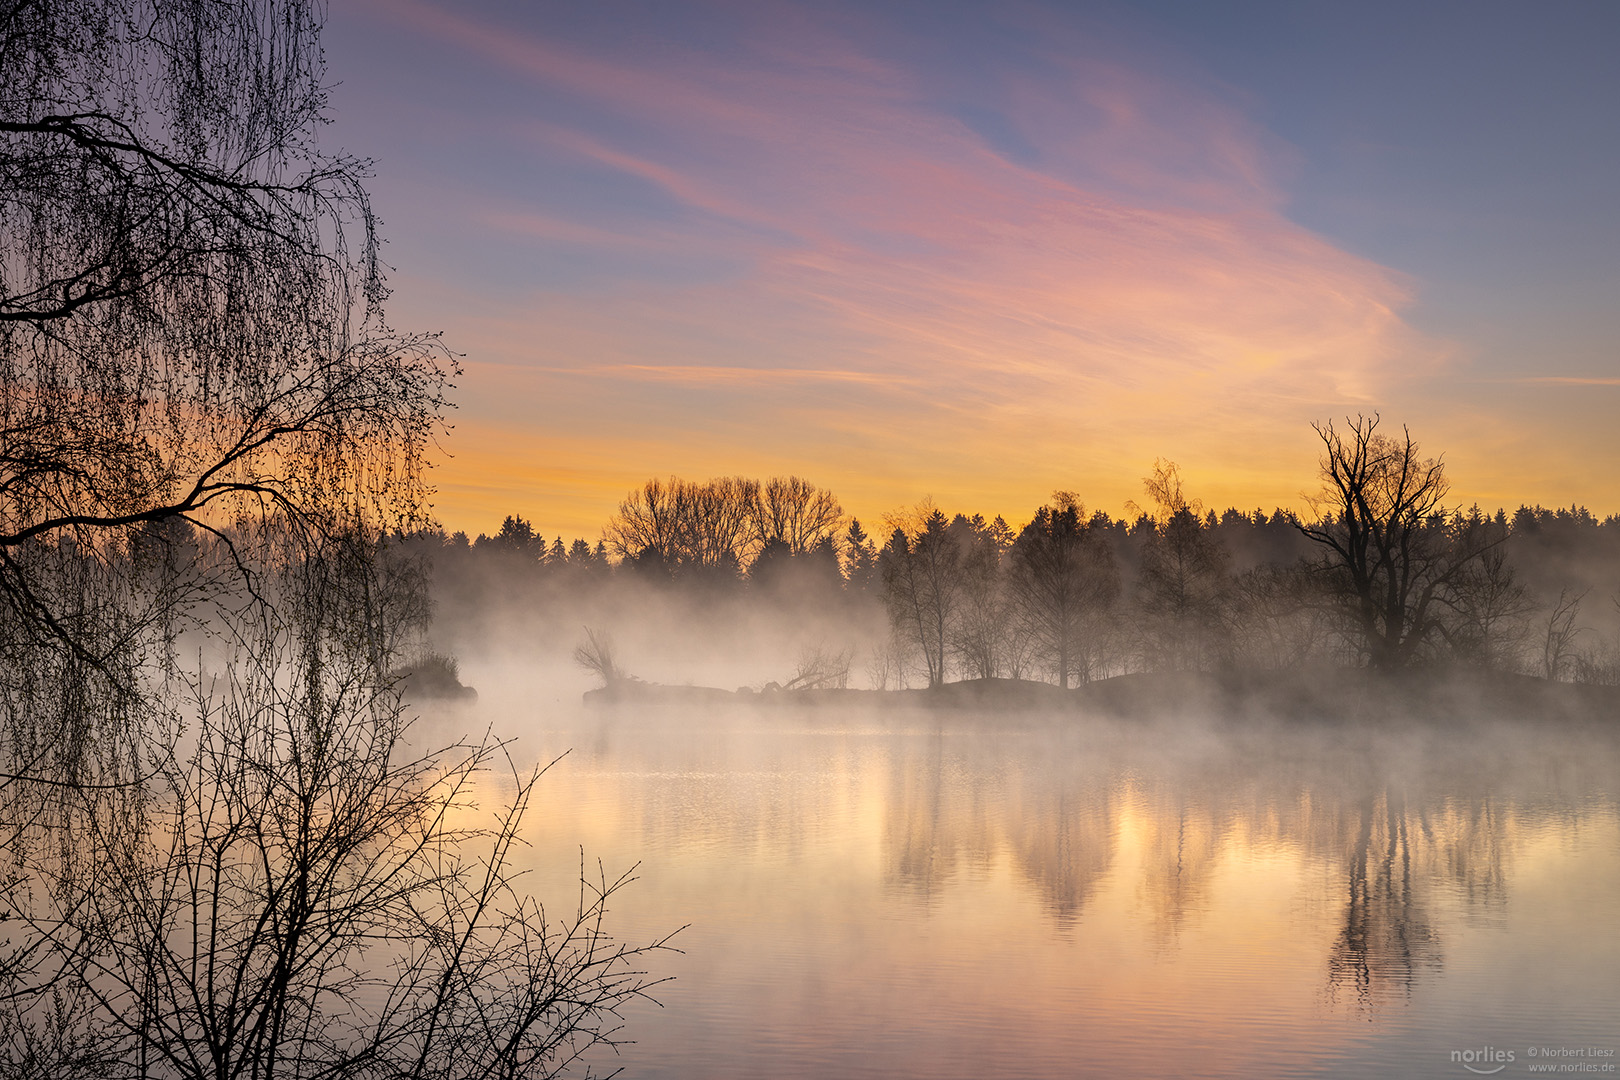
(753, 476, 844, 555)
(843, 519, 879, 594)
(1006, 497, 1118, 688)
(1130, 462, 1232, 671)
(394, 648, 478, 700)
(0, 0, 456, 806)
(484, 514, 541, 556)
(3, 559, 669, 1078)
(605, 476, 756, 579)
(574, 626, 626, 687)
(1298, 416, 1504, 669)
(879, 506, 963, 688)
(426, 434, 1619, 690)
(0, 4, 669, 1074)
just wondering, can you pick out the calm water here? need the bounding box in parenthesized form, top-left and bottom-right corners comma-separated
(491, 701, 1619, 1079)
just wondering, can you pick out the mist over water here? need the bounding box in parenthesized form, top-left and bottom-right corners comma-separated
(405, 480, 1620, 1078)
(423, 673, 1620, 1080)
(15, 3, 1620, 1072)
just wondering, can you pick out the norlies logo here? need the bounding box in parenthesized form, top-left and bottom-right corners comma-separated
(1453, 1047, 1517, 1075)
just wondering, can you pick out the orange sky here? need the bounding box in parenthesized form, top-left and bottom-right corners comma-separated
(332, 2, 1620, 542)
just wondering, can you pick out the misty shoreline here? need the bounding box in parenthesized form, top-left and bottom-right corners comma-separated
(582, 667, 1620, 726)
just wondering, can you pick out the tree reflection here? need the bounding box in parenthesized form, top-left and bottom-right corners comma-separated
(574, 709, 1604, 1022)
(881, 730, 996, 900)
(1005, 784, 1116, 925)
(1134, 792, 1219, 940)
(1420, 795, 1511, 918)
(1326, 786, 1443, 1010)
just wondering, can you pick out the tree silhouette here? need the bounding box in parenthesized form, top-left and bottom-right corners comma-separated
(1298, 416, 1498, 668)
(0, 0, 454, 794)
(1, 0, 451, 556)
(1132, 462, 1231, 671)
(4, 553, 671, 1078)
(879, 508, 962, 688)
(1006, 497, 1118, 688)
(0, 4, 664, 1074)
(950, 515, 1009, 680)
(605, 476, 756, 579)
(488, 514, 540, 555)
(751, 476, 844, 555)
(843, 518, 878, 594)
(1445, 508, 1530, 669)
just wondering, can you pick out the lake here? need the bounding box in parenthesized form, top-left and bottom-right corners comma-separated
(490, 697, 1619, 1079)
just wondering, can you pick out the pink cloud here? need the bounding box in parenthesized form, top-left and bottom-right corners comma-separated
(366, 0, 1451, 534)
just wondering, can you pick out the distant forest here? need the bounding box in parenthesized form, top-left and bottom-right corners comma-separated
(402, 419, 1620, 689)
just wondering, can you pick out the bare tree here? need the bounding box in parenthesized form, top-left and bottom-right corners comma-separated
(0, 0, 453, 791)
(3, 567, 674, 1079)
(1131, 461, 1231, 671)
(949, 515, 1008, 680)
(1228, 564, 1333, 669)
(603, 477, 685, 569)
(0, 0, 452, 555)
(879, 505, 961, 688)
(863, 634, 908, 691)
(1542, 588, 1585, 681)
(751, 477, 844, 555)
(684, 476, 759, 573)
(1297, 416, 1498, 669)
(781, 642, 854, 690)
(604, 476, 759, 576)
(1445, 510, 1531, 670)
(605, 474, 852, 581)
(1571, 594, 1620, 685)
(573, 625, 626, 687)
(0, 6, 666, 1075)
(1005, 497, 1118, 688)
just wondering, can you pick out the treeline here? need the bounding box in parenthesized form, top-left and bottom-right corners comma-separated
(402, 420, 1620, 687)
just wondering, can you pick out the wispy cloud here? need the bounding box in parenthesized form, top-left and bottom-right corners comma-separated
(364, 0, 1451, 533)
(539, 364, 919, 387)
(1509, 376, 1620, 386)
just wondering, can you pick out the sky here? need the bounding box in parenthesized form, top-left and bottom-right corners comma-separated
(324, 0, 1620, 541)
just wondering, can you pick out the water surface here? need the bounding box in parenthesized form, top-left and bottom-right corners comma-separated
(492, 701, 1619, 1079)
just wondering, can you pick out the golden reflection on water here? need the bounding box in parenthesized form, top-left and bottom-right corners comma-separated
(489, 710, 1620, 1079)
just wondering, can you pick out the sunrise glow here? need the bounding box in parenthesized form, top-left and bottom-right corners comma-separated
(322, 1, 1620, 541)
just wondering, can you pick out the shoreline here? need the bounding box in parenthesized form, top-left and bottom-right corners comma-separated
(582, 667, 1620, 725)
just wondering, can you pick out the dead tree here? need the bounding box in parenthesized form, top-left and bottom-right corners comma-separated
(1297, 416, 1500, 669)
